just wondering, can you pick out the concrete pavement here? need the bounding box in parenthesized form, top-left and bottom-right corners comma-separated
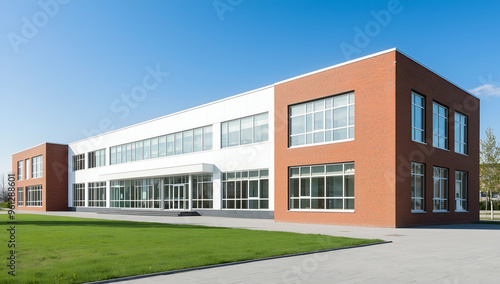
(12, 211, 500, 283)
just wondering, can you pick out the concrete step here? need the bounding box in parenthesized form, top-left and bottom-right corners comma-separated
(97, 210, 200, 217)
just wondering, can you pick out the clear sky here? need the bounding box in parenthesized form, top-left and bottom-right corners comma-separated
(1, 0, 500, 177)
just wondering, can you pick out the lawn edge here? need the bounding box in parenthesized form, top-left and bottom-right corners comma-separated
(87, 240, 391, 283)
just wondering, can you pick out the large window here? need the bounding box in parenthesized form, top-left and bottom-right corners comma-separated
(26, 185, 42, 207)
(289, 92, 354, 147)
(412, 92, 425, 143)
(411, 162, 425, 212)
(110, 125, 212, 165)
(17, 161, 23, 181)
(25, 158, 30, 180)
(89, 149, 106, 168)
(192, 174, 214, 209)
(455, 171, 467, 211)
(289, 162, 354, 210)
(88, 182, 106, 207)
(73, 183, 85, 207)
(455, 112, 467, 155)
(433, 167, 448, 211)
(32, 155, 43, 178)
(221, 113, 268, 148)
(433, 102, 448, 150)
(223, 169, 269, 209)
(17, 187, 24, 206)
(110, 179, 161, 209)
(73, 154, 85, 171)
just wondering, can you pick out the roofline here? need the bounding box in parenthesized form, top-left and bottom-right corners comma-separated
(12, 142, 68, 155)
(274, 48, 397, 85)
(69, 84, 274, 145)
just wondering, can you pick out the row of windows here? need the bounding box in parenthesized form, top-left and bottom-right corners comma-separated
(289, 163, 355, 211)
(411, 162, 468, 212)
(16, 155, 43, 180)
(289, 92, 354, 147)
(411, 92, 468, 154)
(221, 113, 269, 148)
(222, 169, 269, 209)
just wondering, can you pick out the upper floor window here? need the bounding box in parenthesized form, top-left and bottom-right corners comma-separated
(432, 102, 448, 150)
(32, 155, 43, 179)
(221, 113, 268, 148)
(289, 92, 354, 147)
(455, 112, 467, 155)
(25, 158, 30, 180)
(411, 92, 425, 143)
(17, 161, 23, 181)
(73, 154, 85, 171)
(89, 149, 106, 168)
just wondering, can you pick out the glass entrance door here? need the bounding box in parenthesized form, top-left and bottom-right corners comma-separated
(164, 184, 188, 210)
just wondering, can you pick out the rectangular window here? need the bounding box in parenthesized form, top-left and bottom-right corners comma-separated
(289, 92, 354, 147)
(26, 185, 42, 206)
(158, 136, 167, 157)
(111, 179, 161, 209)
(433, 167, 448, 211)
(433, 102, 448, 150)
(88, 182, 106, 207)
(25, 159, 30, 180)
(110, 147, 116, 165)
(455, 112, 467, 155)
(73, 183, 85, 207)
(192, 174, 214, 209)
(455, 171, 467, 211)
(182, 130, 193, 154)
(150, 137, 159, 158)
(73, 154, 85, 171)
(17, 161, 23, 180)
(32, 155, 43, 178)
(203, 126, 213, 150)
(17, 187, 24, 206)
(411, 162, 425, 212)
(222, 169, 269, 209)
(88, 149, 106, 168)
(221, 113, 268, 148)
(412, 92, 425, 143)
(289, 162, 354, 210)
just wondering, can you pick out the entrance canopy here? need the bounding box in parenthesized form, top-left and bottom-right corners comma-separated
(100, 163, 214, 181)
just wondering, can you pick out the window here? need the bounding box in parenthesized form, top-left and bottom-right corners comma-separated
(455, 112, 467, 155)
(110, 179, 161, 209)
(223, 169, 269, 209)
(17, 161, 23, 181)
(192, 174, 214, 209)
(25, 159, 30, 180)
(411, 162, 425, 212)
(412, 92, 425, 143)
(433, 102, 448, 149)
(455, 171, 467, 211)
(73, 183, 85, 207)
(32, 155, 43, 178)
(433, 167, 448, 211)
(26, 185, 42, 206)
(73, 154, 85, 171)
(289, 162, 354, 210)
(221, 113, 269, 148)
(88, 149, 105, 168)
(17, 187, 24, 206)
(88, 182, 106, 207)
(289, 92, 354, 147)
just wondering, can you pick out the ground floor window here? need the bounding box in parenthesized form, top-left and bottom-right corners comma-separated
(222, 169, 269, 209)
(433, 167, 448, 211)
(73, 183, 85, 207)
(455, 171, 467, 211)
(17, 187, 24, 206)
(26, 185, 42, 207)
(289, 162, 354, 210)
(88, 182, 106, 207)
(110, 179, 161, 209)
(411, 162, 425, 211)
(163, 176, 189, 210)
(192, 174, 214, 209)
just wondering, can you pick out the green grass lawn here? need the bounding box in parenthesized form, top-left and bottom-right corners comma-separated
(1, 214, 382, 283)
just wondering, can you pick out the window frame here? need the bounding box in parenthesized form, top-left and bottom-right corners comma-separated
(221, 113, 269, 149)
(454, 112, 468, 155)
(455, 171, 467, 212)
(432, 102, 449, 150)
(433, 166, 449, 212)
(17, 160, 23, 181)
(73, 153, 85, 171)
(26, 185, 43, 207)
(31, 155, 43, 179)
(411, 162, 425, 212)
(411, 92, 425, 143)
(73, 183, 85, 207)
(17, 187, 24, 206)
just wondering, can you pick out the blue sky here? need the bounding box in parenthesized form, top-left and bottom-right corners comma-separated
(1, 0, 500, 177)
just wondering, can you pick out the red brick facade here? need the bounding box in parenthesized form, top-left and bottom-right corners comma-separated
(274, 50, 479, 227)
(12, 143, 68, 211)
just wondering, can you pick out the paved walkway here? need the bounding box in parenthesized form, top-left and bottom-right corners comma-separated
(12, 211, 500, 283)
